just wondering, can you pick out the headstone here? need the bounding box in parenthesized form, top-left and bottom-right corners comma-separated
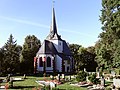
(84, 68, 87, 72)
(57, 74, 60, 82)
(50, 75, 54, 80)
(68, 75, 71, 80)
(111, 71, 116, 77)
(86, 76, 90, 83)
(6, 74, 10, 82)
(101, 77, 105, 86)
(50, 82, 56, 89)
(23, 74, 26, 79)
(96, 72, 100, 78)
(62, 74, 65, 79)
(9, 77, 13, 88)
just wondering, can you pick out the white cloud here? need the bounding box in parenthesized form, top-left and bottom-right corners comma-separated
(0, 16, 96, 38)
(0, 16, 50, 29)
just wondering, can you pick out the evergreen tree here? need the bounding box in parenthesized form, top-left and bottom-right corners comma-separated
(0, 48, 5, 74)
(96, 0, 120, 70)
(3, 34, 20, 74)
(20, 35, 41, 73)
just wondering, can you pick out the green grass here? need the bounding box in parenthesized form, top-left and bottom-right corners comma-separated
(57, 83, 87, 90)
(0, 76, 88, 90)
(11, 76, 41, 89)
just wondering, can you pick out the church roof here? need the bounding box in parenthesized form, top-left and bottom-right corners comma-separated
(63, 40, 72, 56)
(37, 39, 72, 56)
(46, 7, 62, 40)
(36, 40, 58, 55)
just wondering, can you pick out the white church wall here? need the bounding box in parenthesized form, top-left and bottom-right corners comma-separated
(37, 54, 54, 72)
(56, 55, 62, 72)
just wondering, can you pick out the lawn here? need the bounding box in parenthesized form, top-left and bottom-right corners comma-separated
(57, 83, 87, 90)
(0, 76, 87, 90)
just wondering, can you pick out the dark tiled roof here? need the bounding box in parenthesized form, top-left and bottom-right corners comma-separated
(37, 39, 72, 56)
(37, 40, 58, 54)
(63, 40, 72, 56)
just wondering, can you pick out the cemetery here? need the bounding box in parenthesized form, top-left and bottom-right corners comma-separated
(0, 70, 120, 90)
(0, 0, 120, 90)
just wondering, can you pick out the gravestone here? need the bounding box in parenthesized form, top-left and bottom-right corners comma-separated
(57, 74, 60, 82)
(68, 75, 71, 80)
(50, 75, 54, 80)
(6, 74, 11, 82)
(111, 71, 116, 77)
(62, 74, 65, 79)
(9, 77, 13, 88)
(23, 74, 26, 79)
(96, 72, 100, 78)
(84, 68, 87, 72)
(101, 77, 105, 86)
(50, 82, 56, 89)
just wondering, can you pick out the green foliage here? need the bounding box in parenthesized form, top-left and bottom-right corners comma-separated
(78, 47, 97, 72)
(1, 34, 22, 74)
(69, 44, 97, 72)
(20, 35, 41, 73)
(95, 0, 120, 70)
(88, 73, 99, 84)
(69, 44, 81, 72)
(114, 68, 120, 75)
(76, 71, 87, 82)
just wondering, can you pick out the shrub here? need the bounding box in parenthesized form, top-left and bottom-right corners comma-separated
(88, 73, 99, 84)
(115, 68, 120, 75)
(76, 71, 87, 82)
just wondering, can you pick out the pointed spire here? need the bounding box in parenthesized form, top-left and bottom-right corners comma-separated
(46, 1, 61, 40)
(50, 3, 58, 35)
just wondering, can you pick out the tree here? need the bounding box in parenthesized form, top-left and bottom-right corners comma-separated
(69, 44, 81, 72)
(0, 48, 5, 74)
(2, 34, 21, 74)
(96, 0, 120, 70)
(20, 35, 41, 73)
(78, 47, 97, 72)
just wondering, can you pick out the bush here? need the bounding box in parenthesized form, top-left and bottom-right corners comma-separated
(115, 68, 120, 75)
(76, 71, 87, 82)
(88, 73, 99, 84)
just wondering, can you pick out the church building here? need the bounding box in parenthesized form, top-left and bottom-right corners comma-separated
(34, 7, 73, 73)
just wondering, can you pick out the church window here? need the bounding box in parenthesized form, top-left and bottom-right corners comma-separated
(47, 57, 51, 67)
(39, 57, 43, 67)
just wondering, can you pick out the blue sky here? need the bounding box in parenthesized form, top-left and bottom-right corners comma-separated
(0, 0, 102, 47)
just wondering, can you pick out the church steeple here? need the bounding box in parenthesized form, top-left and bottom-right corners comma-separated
(46, 4, 61, 40)
(50, 7, 58, 35)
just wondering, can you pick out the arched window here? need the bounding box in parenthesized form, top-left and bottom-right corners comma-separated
(39, 57, 43, 67)
(47, 57, 51, 67)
